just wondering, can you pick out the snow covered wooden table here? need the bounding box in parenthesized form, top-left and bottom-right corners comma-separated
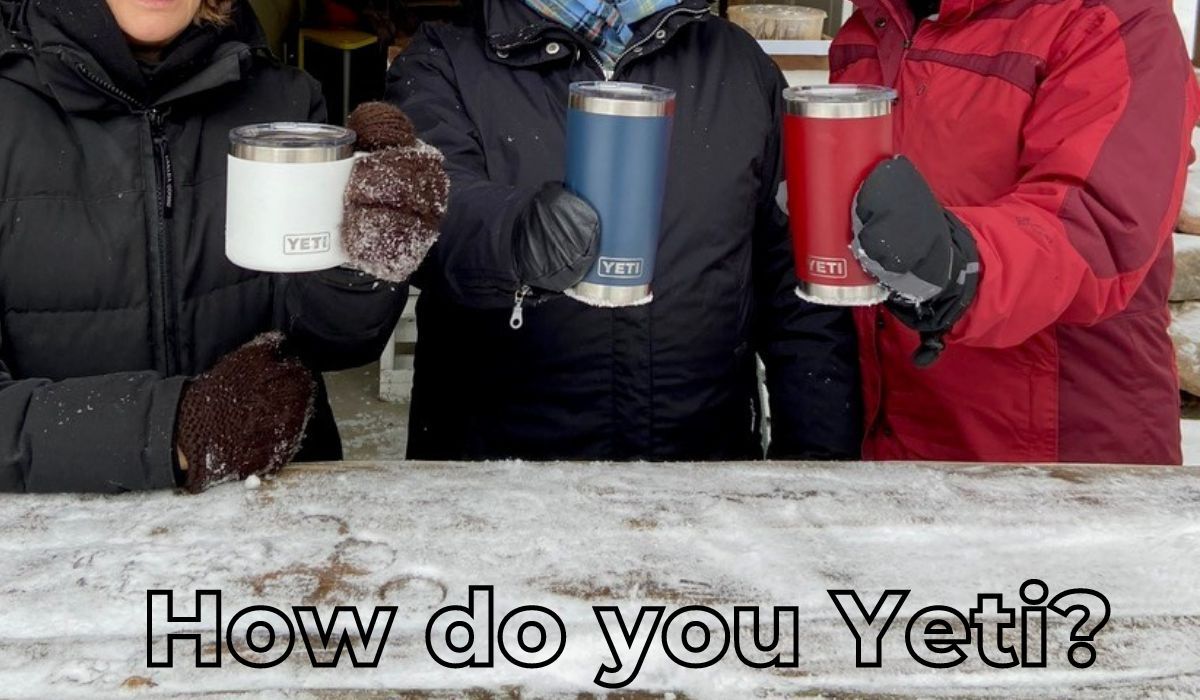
(1, 461, 1198, 698)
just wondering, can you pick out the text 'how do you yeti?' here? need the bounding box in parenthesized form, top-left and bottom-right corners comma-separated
(147, 581, 1111, 687)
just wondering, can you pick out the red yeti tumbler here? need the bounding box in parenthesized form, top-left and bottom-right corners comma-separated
(783, 85, 896, 306)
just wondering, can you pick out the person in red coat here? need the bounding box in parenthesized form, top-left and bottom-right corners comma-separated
(832, 0, 1200, 464)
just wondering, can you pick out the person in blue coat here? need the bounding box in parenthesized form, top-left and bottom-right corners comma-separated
(388, 0, 863, 461)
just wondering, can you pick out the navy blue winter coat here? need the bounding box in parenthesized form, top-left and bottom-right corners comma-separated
(388, 0, 862, 460)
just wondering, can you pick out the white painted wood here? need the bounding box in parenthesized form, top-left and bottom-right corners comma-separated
(757, 39, 832, 56)
(379, 292, 418, 403)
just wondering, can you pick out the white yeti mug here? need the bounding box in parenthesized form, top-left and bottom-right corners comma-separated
(225, 123, 357, 273)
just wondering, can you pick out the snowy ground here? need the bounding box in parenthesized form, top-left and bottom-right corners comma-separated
(1177, 0, 1197, 57)
(0, 461, 1197, 698)
(325, 364, 410, 461)
(1183, 420, 1200, 465)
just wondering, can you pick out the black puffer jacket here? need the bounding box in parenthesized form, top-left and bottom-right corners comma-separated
(0, 0, 406, 492)
(388, 0, 861, 461)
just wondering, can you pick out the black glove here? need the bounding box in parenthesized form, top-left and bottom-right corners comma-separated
(852, 156, 981, 367)
(512, 182, 600, 292)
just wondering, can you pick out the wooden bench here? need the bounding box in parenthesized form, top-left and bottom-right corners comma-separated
(0, 461, 1195, 697)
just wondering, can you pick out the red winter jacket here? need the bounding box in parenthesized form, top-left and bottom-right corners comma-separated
(831, 0, 1199, 464)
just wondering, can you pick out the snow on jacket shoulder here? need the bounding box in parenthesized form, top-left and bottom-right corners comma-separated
(832, 0, 1200, 464)
(388, 0, 863, 461)
(0, 0, 406, 492)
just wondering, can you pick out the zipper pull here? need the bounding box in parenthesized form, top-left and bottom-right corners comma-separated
(510, 285, 531, 330)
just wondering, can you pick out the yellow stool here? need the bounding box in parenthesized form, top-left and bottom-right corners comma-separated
(298, 28, 378, 123)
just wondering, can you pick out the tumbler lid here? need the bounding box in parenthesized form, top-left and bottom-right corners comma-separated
(569, 82, 676, 118)
(229, 123, 357, 162)
(783, 84, 896, 119)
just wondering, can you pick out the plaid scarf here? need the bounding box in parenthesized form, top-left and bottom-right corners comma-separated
(521, 0, 681, 67)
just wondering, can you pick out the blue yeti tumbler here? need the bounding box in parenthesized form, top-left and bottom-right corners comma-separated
(564, 82, 675, 307)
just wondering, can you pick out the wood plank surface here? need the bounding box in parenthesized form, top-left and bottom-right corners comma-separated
(0, 461, 1197, 698)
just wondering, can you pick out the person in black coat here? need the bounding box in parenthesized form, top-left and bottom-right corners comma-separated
(0, 0, 443, 492)
(388, 0, 863, 461)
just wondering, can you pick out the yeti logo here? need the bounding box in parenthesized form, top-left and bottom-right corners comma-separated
(284, 233, 332, 255)
(808, 256, 848, 280)
(597, 257, 644, 280)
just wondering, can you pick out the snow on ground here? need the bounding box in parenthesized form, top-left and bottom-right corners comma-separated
(1182, 420, 1200, 465)
(325, 365, 410, 461)
(0, 461, 1197, 698)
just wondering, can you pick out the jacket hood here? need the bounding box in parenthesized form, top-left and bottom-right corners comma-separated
(0, 0, 269, 111)
(0, 0, 47, 99)
(0, 0, 28, 62)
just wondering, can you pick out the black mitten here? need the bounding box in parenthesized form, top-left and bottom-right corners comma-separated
(852, 156, 981, 366)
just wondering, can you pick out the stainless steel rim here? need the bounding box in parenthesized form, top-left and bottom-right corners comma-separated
(569, 82, 676, 118)
(783, 84, 896, 119)
(230, 145, 355, 163)
(796, 281, 888, 305)
(570, 282, 653, 305)
(229, 123, 356, 163)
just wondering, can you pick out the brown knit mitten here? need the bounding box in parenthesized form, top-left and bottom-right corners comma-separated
(175, 332, 316, 494)
(346, 101, 418, 152)
(342, 102, 449, 283)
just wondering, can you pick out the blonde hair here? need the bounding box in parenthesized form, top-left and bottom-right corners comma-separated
(194, 0, 234, 25)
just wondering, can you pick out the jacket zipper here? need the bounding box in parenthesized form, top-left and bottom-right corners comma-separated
(583, 6, 709, 80)
(73, 62, 143, 108)
(148, 108, 177, 374)
(869, 15, 922, 436)
(619, 7, 706, 65)
(893, 19, 932, 158)
(72, 63, 178, 374)
(150, 110, 175, 220)
(584, 48, 611, 80)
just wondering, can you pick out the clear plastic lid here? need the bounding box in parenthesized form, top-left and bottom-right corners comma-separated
(783, 84, 896, 119)
(569, 82, 676, 118)
(229, 123, 357, 162)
